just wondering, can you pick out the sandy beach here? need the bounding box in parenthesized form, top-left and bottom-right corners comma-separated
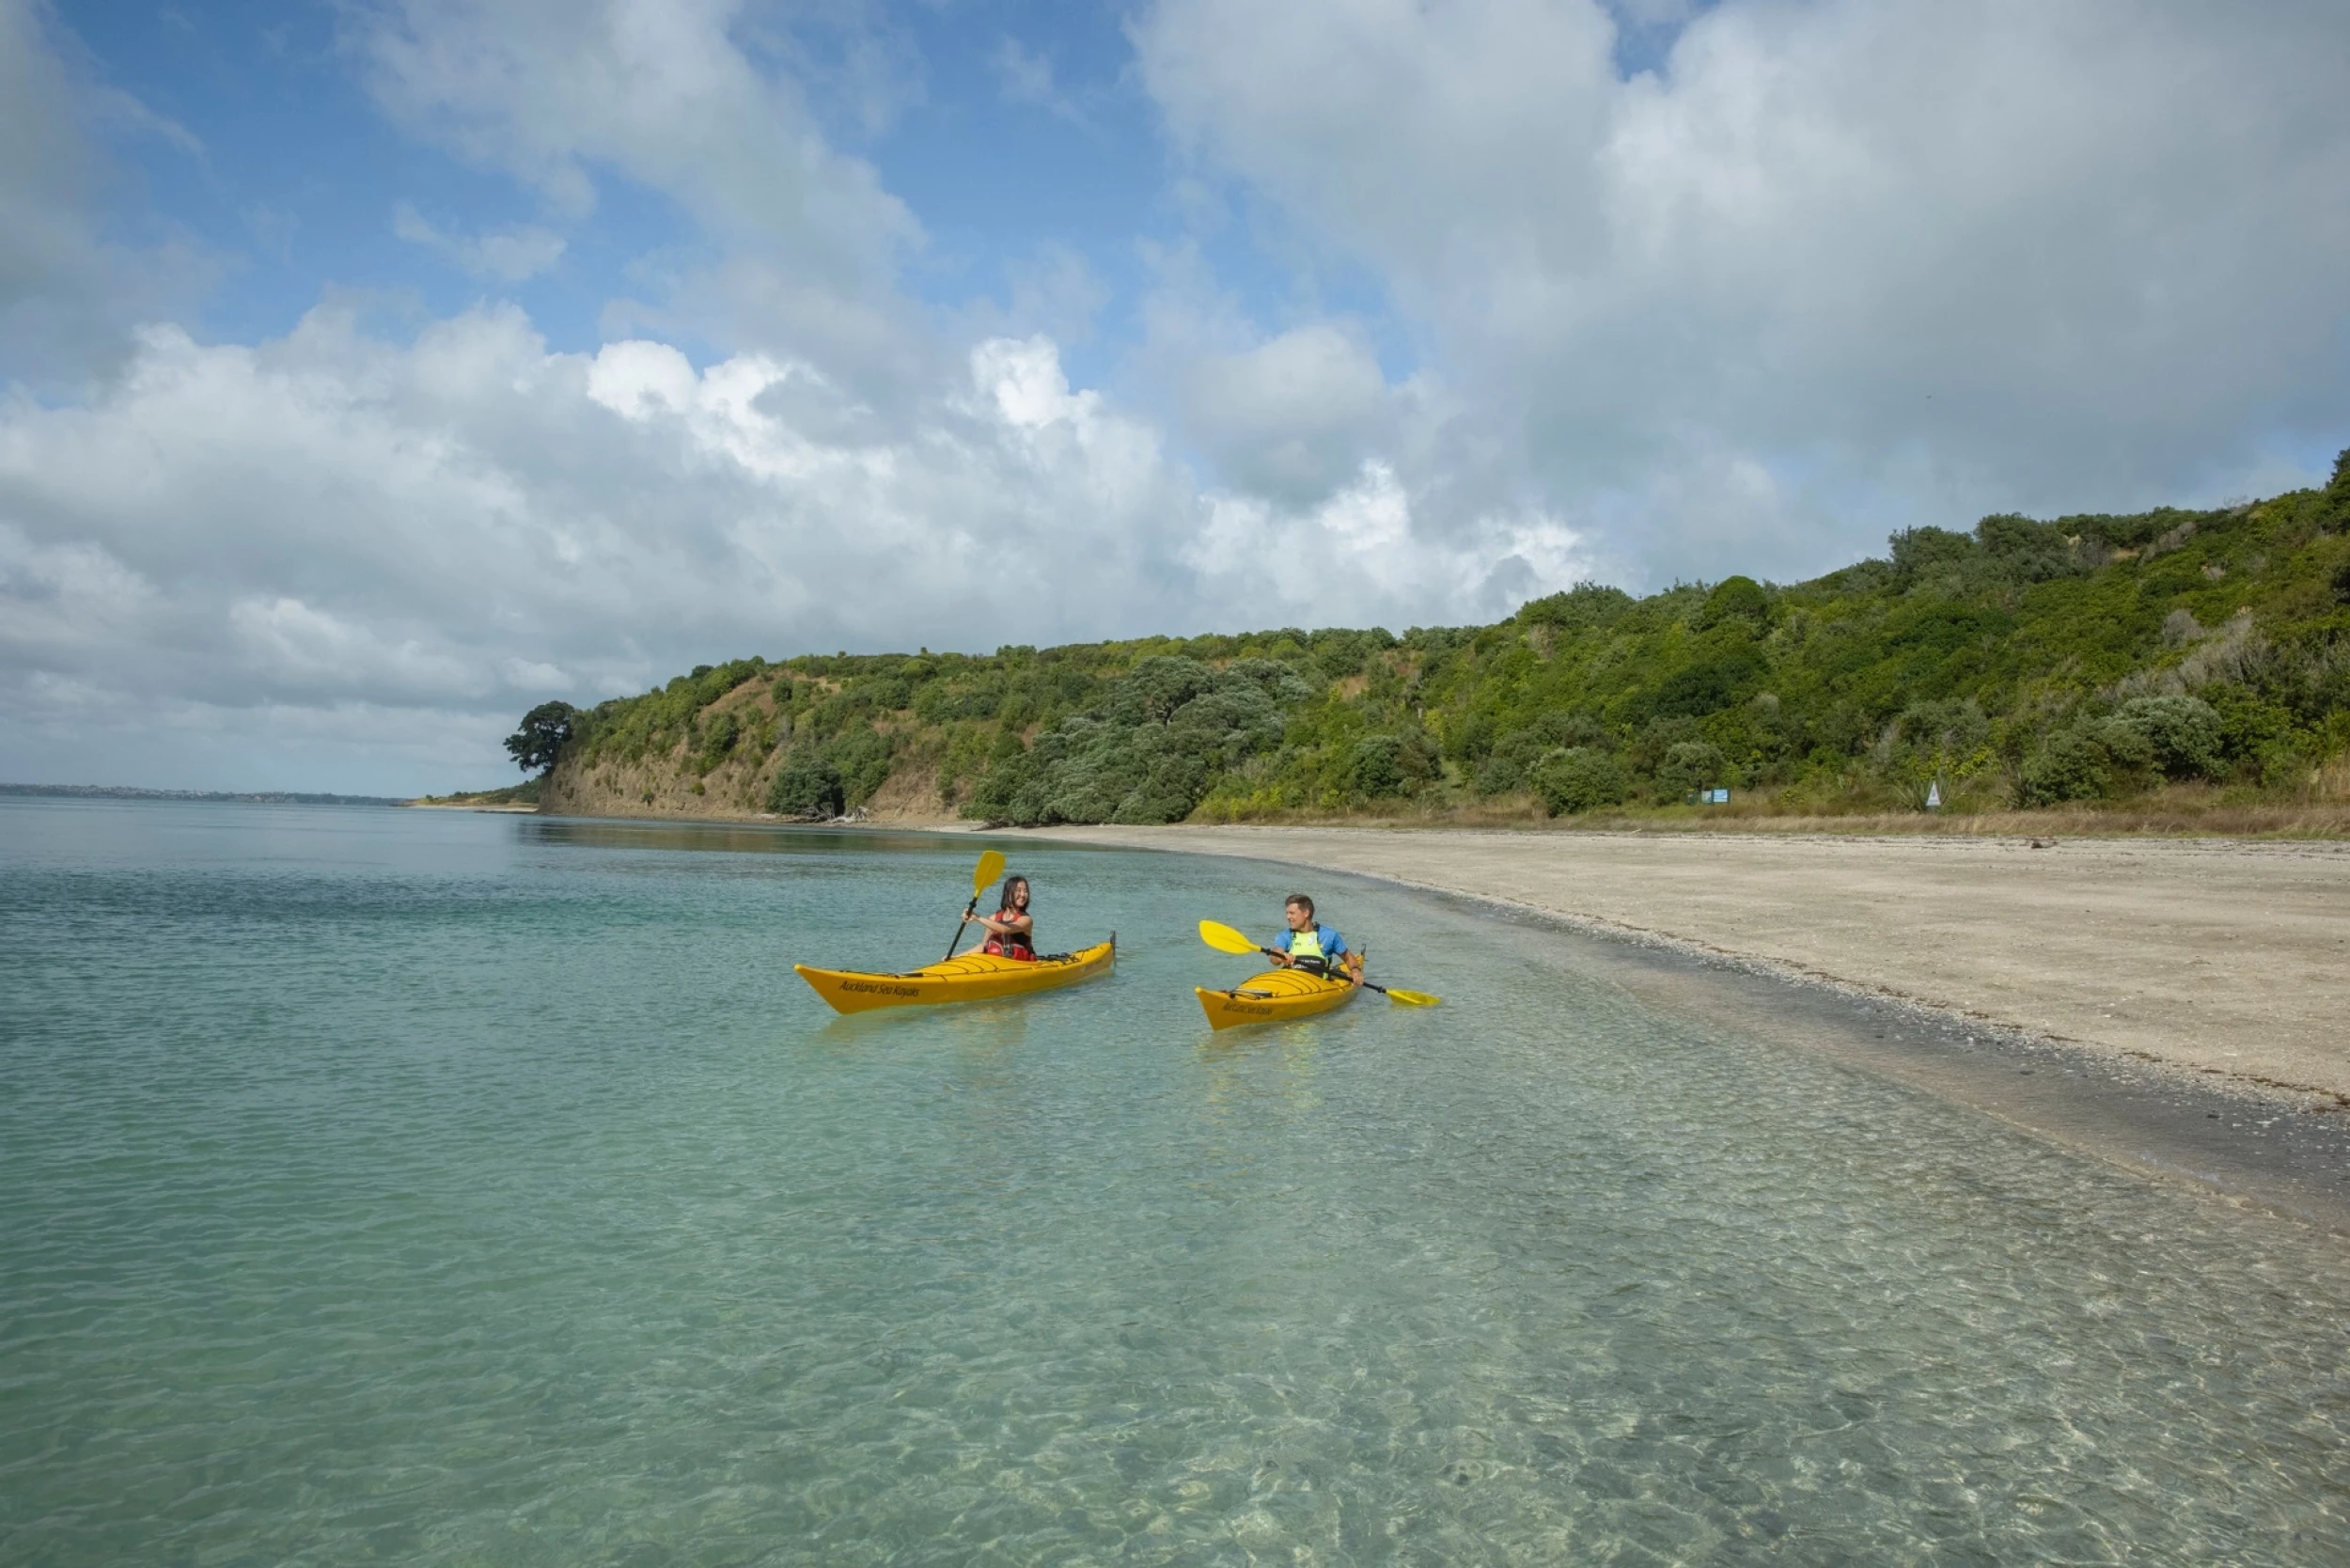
(1036, 824, 2350, 1106)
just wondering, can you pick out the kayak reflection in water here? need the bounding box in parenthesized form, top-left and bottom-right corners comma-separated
(1268, 893, 1363, 983)
(964, 873, 1036, 960)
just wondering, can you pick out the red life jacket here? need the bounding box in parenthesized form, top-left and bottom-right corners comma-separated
(982, 909, 1036, 961)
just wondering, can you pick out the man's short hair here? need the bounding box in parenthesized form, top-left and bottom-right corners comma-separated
(1285, 894, 1315, 917)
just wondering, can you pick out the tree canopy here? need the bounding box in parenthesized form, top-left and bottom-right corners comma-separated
(504, 701, 578, 776)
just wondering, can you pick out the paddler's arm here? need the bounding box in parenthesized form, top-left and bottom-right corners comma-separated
(1329, 929, 1363, 983)
(964, 911, 1033, 935)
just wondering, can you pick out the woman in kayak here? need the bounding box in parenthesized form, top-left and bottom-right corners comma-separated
(965, 874, 1036, 960)
(1268, 894, 1363, 983)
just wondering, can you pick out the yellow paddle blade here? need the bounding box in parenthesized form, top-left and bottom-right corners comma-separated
(1381, 986, 1442, 1007)
(1198, 918, 1262, 955)
(971, 849, 1007, 899)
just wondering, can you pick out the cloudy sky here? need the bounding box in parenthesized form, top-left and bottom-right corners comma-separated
(4, 0, 2346, 792)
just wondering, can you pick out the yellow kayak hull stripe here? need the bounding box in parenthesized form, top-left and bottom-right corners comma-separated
(1195, 968, 1357, 1030)
(795, 939, 1115, 1014)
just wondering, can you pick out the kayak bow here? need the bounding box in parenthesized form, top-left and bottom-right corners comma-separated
(796, 937, 1114, 1014)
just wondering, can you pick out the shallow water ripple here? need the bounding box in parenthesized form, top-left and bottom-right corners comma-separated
(3, 801, 2346, 1564)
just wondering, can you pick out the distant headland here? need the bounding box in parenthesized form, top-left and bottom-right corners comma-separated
(475, 453, 2350, 837)
(1, 784, 405, 807)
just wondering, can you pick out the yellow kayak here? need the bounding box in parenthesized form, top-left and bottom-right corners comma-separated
(795, 937, 1115, 1014)
(1195, 967, 1358, 1029)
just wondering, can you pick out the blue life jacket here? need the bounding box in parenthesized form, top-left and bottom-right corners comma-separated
(1277, 923, 1347, 970)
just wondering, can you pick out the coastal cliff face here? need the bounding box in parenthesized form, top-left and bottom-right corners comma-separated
(539, 671, 959, 824)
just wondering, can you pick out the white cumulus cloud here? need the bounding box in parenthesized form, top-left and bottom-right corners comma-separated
(1135, 0, 2350, 577)
(0, 306, 1589, 791)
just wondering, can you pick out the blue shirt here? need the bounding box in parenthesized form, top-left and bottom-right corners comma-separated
(1275, 923, 1348, 959)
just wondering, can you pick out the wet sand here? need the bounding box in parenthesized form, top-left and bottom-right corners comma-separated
(1035, 825, 2350, 1106)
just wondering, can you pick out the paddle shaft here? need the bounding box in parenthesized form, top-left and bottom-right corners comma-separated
(943, 896, 980, 962)
(1258, 943, 1431, 1003)
(1209, 920, 1433, 1003)
(1258, 944, 1364, 982)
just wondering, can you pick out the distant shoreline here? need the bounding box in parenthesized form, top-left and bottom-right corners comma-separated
(400, 800, 541, 812)
(0, 783, 405, 807)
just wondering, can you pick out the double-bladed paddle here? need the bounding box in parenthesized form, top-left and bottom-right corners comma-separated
(943, 849, 1010, 962)
(1196, 918, 1440, 1007)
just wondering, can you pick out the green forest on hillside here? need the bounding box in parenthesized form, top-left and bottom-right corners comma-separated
(513, 454, 2350, 823)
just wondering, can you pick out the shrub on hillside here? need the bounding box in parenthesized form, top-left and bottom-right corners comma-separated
(1217, 656, 1315, 705)
(1536, 747, 1627, 815)
(1873, 698, 1994, 805)
(827, 727, 898, 808)
(1346, 734, 1409, 798)
(1343, 730, 1438, 799)
(1537, 710, 1612, 750)
(1656, 740, 1731, 798)
(1888, 525, 1977, 588)
(768, 752, 843, 818)
(1895, 698, 1992, 758)
(965, 660, 1293, 825)
(1648, 647, 1768, 720)
(1472, 742, 1534, 797)
(1114, 656, 1219, 724)
(2018, 719, 2157, 806)
(691, 709, 741, 774)
(1699, 575, 1772, 634)
(1472, 712, 1606, 796)
(2018, 728, 2110, 806)
(1518, 583, 1635, 633)
(1306, 628, 1397, 680)
(2109, 695, 2224, 779)
(1973, 513, 2083, 585)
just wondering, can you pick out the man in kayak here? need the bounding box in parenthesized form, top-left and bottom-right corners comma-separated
(964, 874, 1036, 960)
(1268, 894, 1363, 983)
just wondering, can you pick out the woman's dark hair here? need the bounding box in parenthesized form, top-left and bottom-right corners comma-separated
(1285, 893, 1314, 917)
(997, 875, 1030, 912)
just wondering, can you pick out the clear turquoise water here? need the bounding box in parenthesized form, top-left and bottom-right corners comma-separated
(3, 798, 2345, 1565)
